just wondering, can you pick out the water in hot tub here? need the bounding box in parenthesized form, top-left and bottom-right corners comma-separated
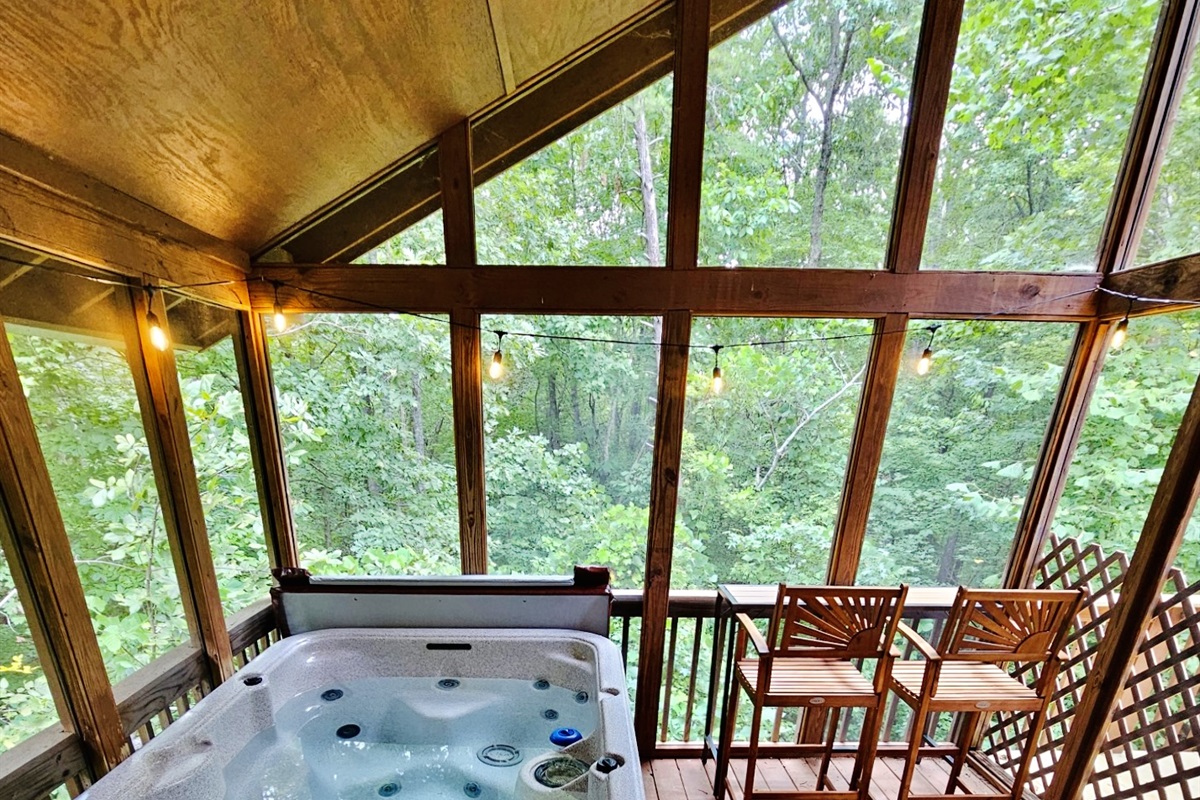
(223, 676, 598, 799)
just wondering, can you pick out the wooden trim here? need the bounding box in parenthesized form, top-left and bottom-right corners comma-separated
(112, 644, 207, 736)
(251, 266, 1100, 320)
(450, 309, 488, 573)
(0, 726, 89, 800)
(226, 598, 277, 655)
(0, 135, 248, 306)
(0, 318, 125, 775)
(1098, 251, 1200, 318)
(1096, 0, 1200, 274)
(826, 313, 908, 583)
(267, 0, 786, 263)
(635, 309, 692, 753)
(664, 0, 711, 270)
(1004, 320, 1111, 588)
(440, 122, 478, 267)
(232, 312, 300, 571)
(1046, 368, 1200, 800)
(651, 741, 961, 759)
(886, 0, 965, 274)
(125, 287, 234, 685)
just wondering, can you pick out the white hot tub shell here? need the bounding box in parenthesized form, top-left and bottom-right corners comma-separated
(78, 628, 643, 800)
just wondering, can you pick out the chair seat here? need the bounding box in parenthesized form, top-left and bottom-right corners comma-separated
(890, 661, 1041, 711)
(736, 658, 877, 706)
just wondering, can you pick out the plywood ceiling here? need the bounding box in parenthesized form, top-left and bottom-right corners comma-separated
(0, 0, 657, 251)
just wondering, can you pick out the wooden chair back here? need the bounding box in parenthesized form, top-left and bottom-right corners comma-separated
(767, 584, 909, 660)
(936, 587, 1082, 665)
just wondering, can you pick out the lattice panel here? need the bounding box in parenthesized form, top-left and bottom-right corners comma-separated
(981, 533, 1200, 799)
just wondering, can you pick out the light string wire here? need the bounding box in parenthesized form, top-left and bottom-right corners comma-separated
(2, 252, 1196, 352)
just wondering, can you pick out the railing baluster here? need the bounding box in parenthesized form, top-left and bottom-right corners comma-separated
(681, 616, 703, 742)
(621, 615, 632, 668)
(659, 616, 680, 742)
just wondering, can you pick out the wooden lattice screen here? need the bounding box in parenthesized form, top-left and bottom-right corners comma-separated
(980, 533, 1200, 799)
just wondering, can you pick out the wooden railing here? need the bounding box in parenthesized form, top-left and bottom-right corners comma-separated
(8, 548, 1198, 800)
(0, 599, 278, 800)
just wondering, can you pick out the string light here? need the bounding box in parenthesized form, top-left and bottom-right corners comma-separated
(489, 331, 506, 380)
(272, 281, 288, 332)
(711, 345, 724, 394)
(144, 287, 169, 351)
(916, 325, 940, 376)
(1111, 297, 1133, 350)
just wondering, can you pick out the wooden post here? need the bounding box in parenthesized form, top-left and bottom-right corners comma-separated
(0, 318, 125, 776)
(450, 308, 488, 574)
(885, 0, 964, 274)
(232, 310, 300, 571)
(1004, 320, 1112, 587)
(441, 120, 488, 573)
(826, 313, 909, 584)
(1095, 0, 1200, 273)
(664, 0, 710, 270)
(1046, 368, 1200, 800)
(125, 286, 234, 686)
(635, 309, 692, 756)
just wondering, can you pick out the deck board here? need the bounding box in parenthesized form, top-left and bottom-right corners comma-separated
(646, 756, 997, 799)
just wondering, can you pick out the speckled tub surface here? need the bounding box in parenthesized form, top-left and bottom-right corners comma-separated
(78, 628, 643, 800)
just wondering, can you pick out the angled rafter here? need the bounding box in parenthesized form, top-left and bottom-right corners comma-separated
(268, 0, 787, 264)
(0, 133, 249, 306)
(1099, 251, 1200, 318)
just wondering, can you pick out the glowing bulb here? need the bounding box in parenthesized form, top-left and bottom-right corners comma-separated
(272, 302, 287, 332)
(1111, 319, 1128, 349)
(146, 311, 169, 351)
(917, 348, 933, 376)
(712, 366, 724, 394)
(489, 350, 504, 380)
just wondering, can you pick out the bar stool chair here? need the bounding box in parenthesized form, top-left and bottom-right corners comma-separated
(888, 587, 1083, 800)
(718, 584, 909, 800)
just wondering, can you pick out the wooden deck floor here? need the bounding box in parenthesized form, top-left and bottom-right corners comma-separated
(642, 756, 1000, 799)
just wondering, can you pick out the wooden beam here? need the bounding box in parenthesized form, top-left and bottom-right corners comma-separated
(251, 265, 1100, 320)
(1004, 320, 1112, 588)
(886, 0, 965, 273)
(124, 287, 234, 686)
(826, 313, 909, 583)
(0, 134, 248, 306)
(485, 0, 517, 95)
(270, 0, 786, 263)
(1046, 367, 1200, 800)
(232, 311, 300, 571)
(1098, 251, 1200, 318)
(635, 309, 692, 755)
(440, 123, 487, 573)
(665, 0, 711, 270)
(450, 309, 488, 574)
(1095, 0, 1200, 273)
(0, 318, 125, 775)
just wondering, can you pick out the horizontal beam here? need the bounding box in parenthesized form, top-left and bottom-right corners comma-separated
(252, 265, 1100, 320)
(267, 0, 785, 263)
(0, 133, 249, 306)
(1099, 251, 1200, 317)
(0, 726, 88, 800)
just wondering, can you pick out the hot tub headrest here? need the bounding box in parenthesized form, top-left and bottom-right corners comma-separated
(272, 565, 613, 636)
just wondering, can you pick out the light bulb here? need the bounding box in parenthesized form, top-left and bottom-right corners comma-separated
(1111, 319, 1128, 349)
(272, 302, 287, 332)
(147, 311, 169, 351)
(916, 348, 933, 375)
(712, 366, 724, 394)
(489, 350, 504, 380)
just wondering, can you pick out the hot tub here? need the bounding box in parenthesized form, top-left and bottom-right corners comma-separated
(79, 628, 643, 799)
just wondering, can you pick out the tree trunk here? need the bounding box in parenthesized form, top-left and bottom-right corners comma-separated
(411, 372, 426, 459)
(633, 96, 662, 266)
(548, 373, 562, 450)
